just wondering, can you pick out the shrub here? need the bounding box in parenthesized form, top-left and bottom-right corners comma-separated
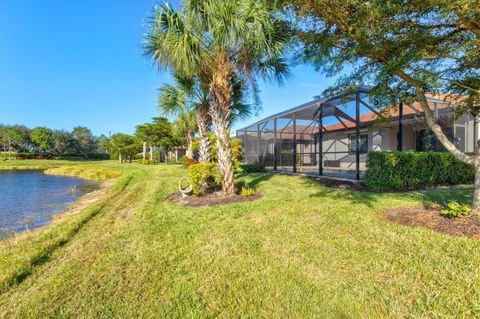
(365, 151, 474, 191)
(192, 134, 243, 163)
(138, 159, 156, 165)
(441, 201, 471, 219)
(240, 186, 255, 197)
(239, 163, 266, 173)
(188, 163, 221, 195)
(181, 156, 198, 168)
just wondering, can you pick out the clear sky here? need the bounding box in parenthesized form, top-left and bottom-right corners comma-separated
(0, 0, 341, 136)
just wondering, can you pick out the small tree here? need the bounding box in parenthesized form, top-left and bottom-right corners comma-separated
(51, 130, 75, 156)
(172, 111, 197, 160)
(157, 74, 211, 162)
(110, 134, 139, 163)
(31, 127, 54, 154)
(0, 125, 29, 159)
(71, 126, 97, 157)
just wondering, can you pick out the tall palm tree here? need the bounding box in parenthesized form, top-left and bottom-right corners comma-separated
(158, 74, 211, 162)
(145, 0, 290, 195)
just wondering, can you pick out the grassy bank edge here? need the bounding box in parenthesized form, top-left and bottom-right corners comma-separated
(0, 170, 134, 294)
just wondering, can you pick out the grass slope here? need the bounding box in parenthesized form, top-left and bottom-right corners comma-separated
(0, 160, 479, 318)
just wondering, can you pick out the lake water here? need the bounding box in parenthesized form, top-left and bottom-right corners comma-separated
(0, 170, 98, 235)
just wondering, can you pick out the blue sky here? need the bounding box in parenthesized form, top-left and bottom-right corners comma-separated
(0, 0, 341, 136)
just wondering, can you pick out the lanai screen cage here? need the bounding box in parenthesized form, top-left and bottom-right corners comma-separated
(237, 85, 477, 180)
(237, 86, 374, 180)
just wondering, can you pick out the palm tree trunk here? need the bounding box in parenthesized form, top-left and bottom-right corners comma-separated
(186, 130, 194, 159)
(142, 141, 147, 160)
(210, 103, 234, 195)
(197, 111, 211, 163)
(209, 56, 235, 196)
(149, 145, 153, 161)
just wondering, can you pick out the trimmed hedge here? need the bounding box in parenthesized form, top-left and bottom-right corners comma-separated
(239, 163, 266, 173)
(365, 151, 474, 191)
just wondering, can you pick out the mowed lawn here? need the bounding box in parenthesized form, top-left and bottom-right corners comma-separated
(0, 160, 479, 318)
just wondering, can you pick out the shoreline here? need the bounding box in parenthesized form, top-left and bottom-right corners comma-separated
(1, 180, 113, 241)
(50, 179, 113, 222)
(0, 166, 116, 239)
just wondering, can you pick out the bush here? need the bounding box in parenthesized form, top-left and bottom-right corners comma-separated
(180, 156, 198, 168)
(365, 151, 474, 191)
(239, 163, 266, 173)
(240, 186, 255, 197)
(138, 159, 156, 165)
(188, 163, 221, 195)
(12, 153, 57, 160)
(441, 201, 471, 219)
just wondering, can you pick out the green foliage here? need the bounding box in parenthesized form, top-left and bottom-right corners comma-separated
(240, 186, 255, 197)
(239, 163, 266, 173)
(180, 155, 198, 168)
(138, 160, 156, 165)
(109, 134, 140, 162)
(365, 152, 474, 191)
(30, 127, 53, 154)
(441, 201, 471, 219)
(193, 134, 244, 163)
(71, 126, 97, 157)
(188, 163, 220, 195)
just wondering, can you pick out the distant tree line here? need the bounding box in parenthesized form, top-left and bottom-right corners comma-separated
(0, 116, 228, 164)
(0, 124, 108, 159)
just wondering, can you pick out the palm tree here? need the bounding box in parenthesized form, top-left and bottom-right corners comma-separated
(172, 111, 197, 160)
(158, 74, 253, 163)
(145, 0, 290, 195)
(158, 74, 211, 162)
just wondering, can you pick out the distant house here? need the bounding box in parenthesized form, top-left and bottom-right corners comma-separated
(236, 86, 476, 180)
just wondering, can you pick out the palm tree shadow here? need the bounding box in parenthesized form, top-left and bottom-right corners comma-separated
(303, 177, 381, 208)
(236, 172, 274, 189)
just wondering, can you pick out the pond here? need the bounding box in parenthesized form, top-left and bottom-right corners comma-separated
(0, 170, 98, 235)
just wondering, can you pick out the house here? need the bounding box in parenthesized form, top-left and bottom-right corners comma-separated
(236, 86, 477, 180)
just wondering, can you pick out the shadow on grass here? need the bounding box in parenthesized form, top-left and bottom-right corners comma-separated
(411, 185, 473, 206)
(303, 176, 474, 209)
(303, 177, 381, 208)
(236, 172, 274, 189)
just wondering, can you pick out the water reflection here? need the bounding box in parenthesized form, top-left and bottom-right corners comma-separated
(0, 170, 98, 236)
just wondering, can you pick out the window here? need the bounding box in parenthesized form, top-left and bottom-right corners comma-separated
(416, 128, 454, 152)
(348, 133, 368, 154)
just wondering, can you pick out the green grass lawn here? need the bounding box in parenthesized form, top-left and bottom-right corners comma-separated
(0, 160, 479, 318)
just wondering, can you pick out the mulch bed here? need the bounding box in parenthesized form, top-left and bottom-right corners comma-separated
(168, 191, 262, 207)
(385, 206, 480, 239)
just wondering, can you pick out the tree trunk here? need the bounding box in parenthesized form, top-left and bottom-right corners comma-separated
(474, 159, 480, 212)
(118, 153, 122, 164)
(394, 70, 478, 212)
(149, 145, 153, 161)
(186, 131, 194, 159)
(142, 141, 147, 160)
(209, 55, 235, 196)
(8, 140, 12, 160)
(197, 111, 211, 163)
(210, 102, 234, 195)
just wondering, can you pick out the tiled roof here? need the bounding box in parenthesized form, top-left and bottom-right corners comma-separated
(324, 97, 452, 132)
